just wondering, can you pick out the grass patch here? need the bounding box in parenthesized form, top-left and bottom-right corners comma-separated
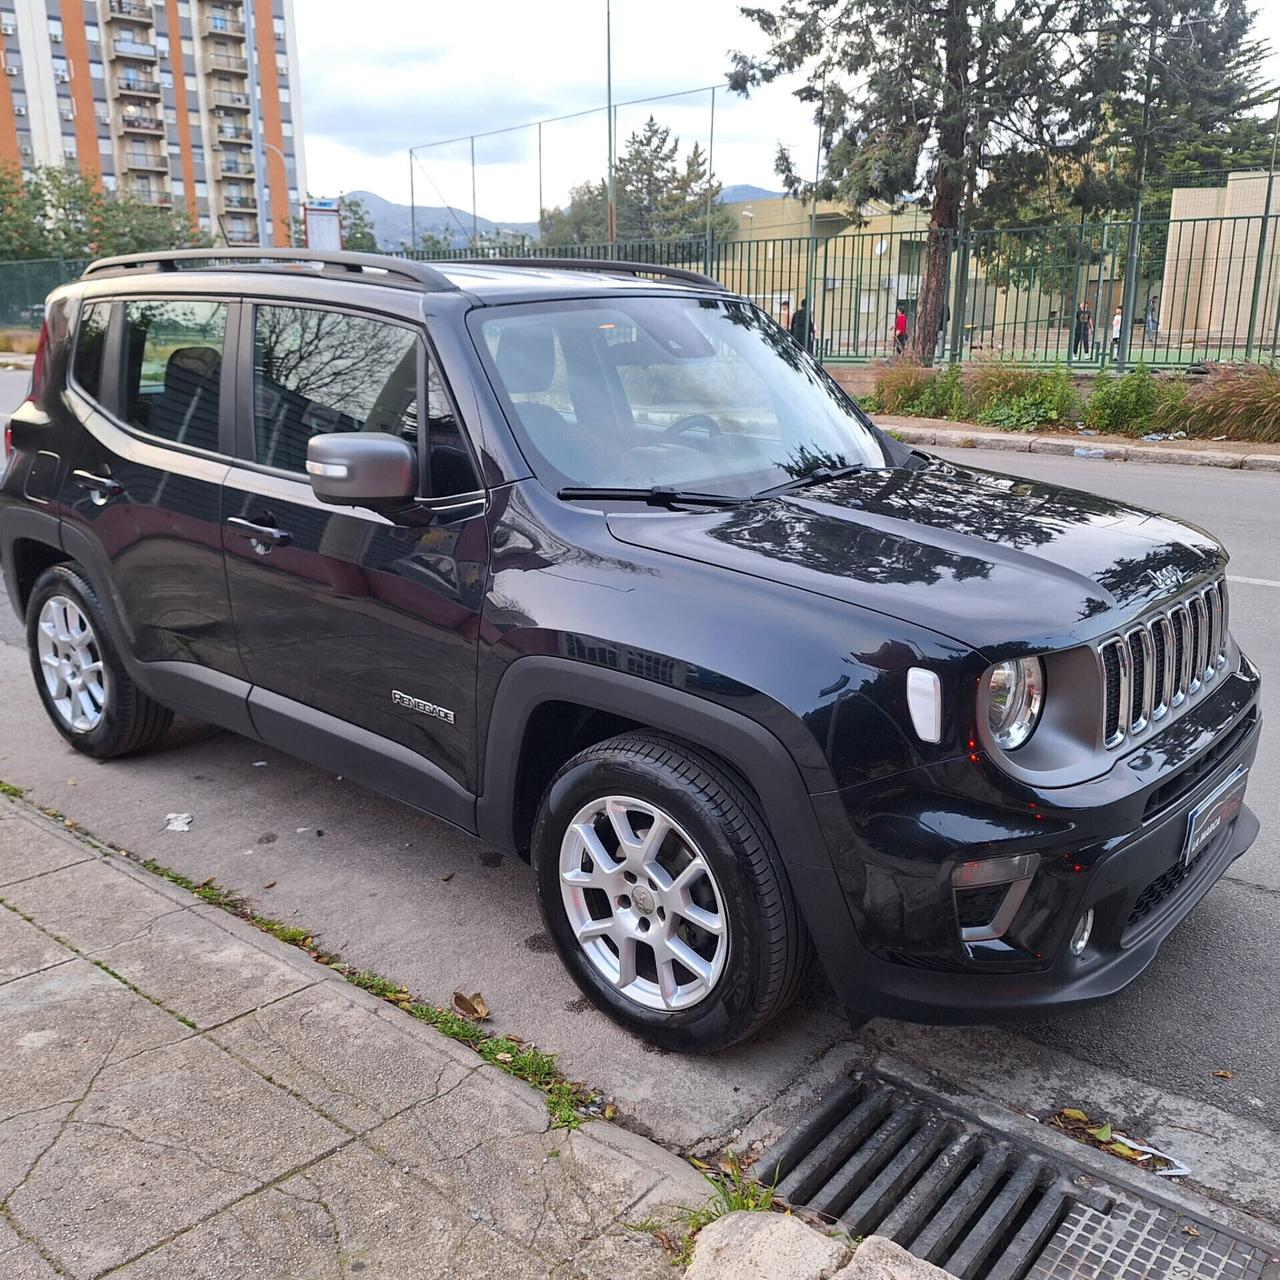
(636, 1156, 778, 1267)
(0, 328, 40, 355)
(132, 856, 593, 1128)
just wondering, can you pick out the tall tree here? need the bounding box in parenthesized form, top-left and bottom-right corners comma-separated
(540, 118, 736, 247)
(338, 196, 378, 251)
(730, 1, 1095, 360)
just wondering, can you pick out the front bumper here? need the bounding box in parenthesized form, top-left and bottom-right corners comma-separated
(808, 661, 1262, 1024)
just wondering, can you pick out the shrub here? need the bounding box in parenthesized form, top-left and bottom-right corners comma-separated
(1152, 363, 1280, 444)
(975, 367, 1080, 431)
(872, 360, 933, 413)
(906, 364, 965, 418)
(966, 362, 1036, 414)
(1083, 365, 1159, 434)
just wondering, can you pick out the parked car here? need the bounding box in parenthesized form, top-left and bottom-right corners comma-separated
(0, 250, 1261, 1051)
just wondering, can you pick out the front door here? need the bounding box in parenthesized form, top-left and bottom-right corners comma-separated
(221, 299, 488, 821)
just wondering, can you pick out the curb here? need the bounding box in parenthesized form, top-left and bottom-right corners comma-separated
(877, 418, 1280, 472)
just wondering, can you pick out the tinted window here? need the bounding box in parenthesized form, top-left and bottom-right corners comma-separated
(72, 301, 111, 401)
(121, 299, 227, 452)
(253, 305, 419, 475)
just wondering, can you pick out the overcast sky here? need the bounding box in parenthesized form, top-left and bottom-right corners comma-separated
(293, 0, 1280, 225)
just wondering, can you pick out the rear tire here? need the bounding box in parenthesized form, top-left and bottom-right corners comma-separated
(531, 731, 811, 1052)
(26, 564, 173, 759)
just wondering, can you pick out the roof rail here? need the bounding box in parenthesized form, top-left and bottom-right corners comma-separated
(449, 257, 724, 290)
(80, 248, 460, 292)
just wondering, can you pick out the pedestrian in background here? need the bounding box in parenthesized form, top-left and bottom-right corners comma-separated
(1110, 305, 1123, 360)
(1145, 295, 1160, 339)
(1073, 302, 1093, 357)
(790, 297, 816, 351)
(894, 305, 909, 355)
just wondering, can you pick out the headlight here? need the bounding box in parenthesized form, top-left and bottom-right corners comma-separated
(986, 657, 1045, 750)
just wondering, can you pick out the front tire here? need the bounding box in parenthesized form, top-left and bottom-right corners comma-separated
(26, 564, 173, 758)
(531, 732, 810, 1052)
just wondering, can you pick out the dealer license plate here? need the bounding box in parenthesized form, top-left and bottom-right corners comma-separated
(1182, 764, 1249, 868)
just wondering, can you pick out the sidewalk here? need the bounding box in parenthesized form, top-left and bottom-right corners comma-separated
(0, 800, 709, 1279)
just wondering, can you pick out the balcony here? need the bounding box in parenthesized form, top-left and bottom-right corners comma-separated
(211, 91, 251, 110)
(215, 124, 253, 143)
(207, 54, 248, 74)
(123, 150, 168, 171)
(125, 187, 172, 206)
(112, 38, 157, 60)
(107, 1, 154, 20)
(205, 17, 246, 37)
(117, 113, 163, 133)
(115, 76, 160, 96)
(223, 194, 256, 210)
(225, 231, 258, 244)
(217, 158, 255, 177)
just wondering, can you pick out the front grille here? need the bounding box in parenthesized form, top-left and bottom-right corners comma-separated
(1097, 578, 1228, 750)
(1127, 858, 1196, 932)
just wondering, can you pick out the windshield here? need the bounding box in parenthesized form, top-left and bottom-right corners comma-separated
(472, 295, 889, 497)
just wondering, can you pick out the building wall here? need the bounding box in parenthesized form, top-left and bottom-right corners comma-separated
(0, 0, 304, 247)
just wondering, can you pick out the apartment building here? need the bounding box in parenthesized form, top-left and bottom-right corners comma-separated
(0, 0, 306, 247)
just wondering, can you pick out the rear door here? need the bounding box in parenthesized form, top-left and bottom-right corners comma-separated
(221, 297, 489, 823)
(56, 294, 245, 689)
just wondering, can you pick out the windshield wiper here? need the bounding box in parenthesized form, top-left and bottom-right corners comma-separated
(557, 486, 748, 509)
(751, 464, 866, 500)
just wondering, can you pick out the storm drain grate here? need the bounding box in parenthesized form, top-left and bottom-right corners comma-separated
(757, 1074, 1278, 1280)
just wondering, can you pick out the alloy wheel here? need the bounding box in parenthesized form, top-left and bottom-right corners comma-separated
(558, 795, 728, 1011)
(36, 595, 108, 733)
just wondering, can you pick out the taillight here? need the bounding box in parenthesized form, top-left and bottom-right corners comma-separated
(27, 318, 50, 406)
(2, 423, 11, 462)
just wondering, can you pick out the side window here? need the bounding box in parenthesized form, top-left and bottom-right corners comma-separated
(120, 300, 227, 452)
(425, 364, 479, 497)
(72, 301, 111, 401)
(252, 305, 419, 475)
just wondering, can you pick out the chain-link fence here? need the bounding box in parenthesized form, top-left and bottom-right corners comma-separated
(5, 213, 1278, 367)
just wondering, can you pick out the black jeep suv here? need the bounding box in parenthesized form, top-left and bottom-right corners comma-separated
(0, 249, 1261, 1051)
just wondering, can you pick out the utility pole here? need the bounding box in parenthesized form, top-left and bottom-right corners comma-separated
(1117, 17, 1159, 372)
(470, 136, 478, 247)
(1244, 93, 1280, 359)
(409, 148, 416, 250)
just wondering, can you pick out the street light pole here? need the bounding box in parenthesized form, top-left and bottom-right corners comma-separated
(606, 0, 616, 248)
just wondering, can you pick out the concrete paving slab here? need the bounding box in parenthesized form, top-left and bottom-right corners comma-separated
(105, 1184, 344, 1280)
(276, 1140, 554, 1278)
(208, 980, 478, 1130)
(0, 960, 191, 1125)
(364, 1064, 656, 1262)
(0, 809, 93, 887)
(686, 1210, 850, 1280)
(90, 905, 318, 1030)
(0, 903, 76, 984)
(0, 855, 188, 952)
(6, 1115, 259, 1280)
(75, 1035, 349, 1185)
(0, 1104, 73, 1203)
(0, 1218, 60, 1280)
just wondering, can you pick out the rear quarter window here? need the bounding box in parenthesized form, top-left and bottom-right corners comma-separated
(72, 301, 111, 401)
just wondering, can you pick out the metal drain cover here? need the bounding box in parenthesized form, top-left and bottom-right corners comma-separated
(757, 1073, 1278, 1280)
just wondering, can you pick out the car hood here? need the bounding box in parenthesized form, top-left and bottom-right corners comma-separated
(605, 459, 1226, 655)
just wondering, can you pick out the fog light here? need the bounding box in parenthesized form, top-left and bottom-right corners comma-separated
(1070, 909, 1095, 956)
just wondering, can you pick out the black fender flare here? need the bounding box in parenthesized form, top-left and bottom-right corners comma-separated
(476, 655, 859, 972)
(0, 506, 64, 621)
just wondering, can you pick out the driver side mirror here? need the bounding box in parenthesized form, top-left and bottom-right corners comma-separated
(305, 433, 416, 510)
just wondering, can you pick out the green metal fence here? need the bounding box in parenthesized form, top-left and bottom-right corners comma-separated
(0, 257, 89, 326)
(5, 213, 1278, 368)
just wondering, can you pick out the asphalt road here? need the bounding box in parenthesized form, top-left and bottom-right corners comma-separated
(3, 366, 1279, 1221)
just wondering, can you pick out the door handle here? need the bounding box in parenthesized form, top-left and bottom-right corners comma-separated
(226, 516, 292, 548)
(72, 470, 123, 502)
